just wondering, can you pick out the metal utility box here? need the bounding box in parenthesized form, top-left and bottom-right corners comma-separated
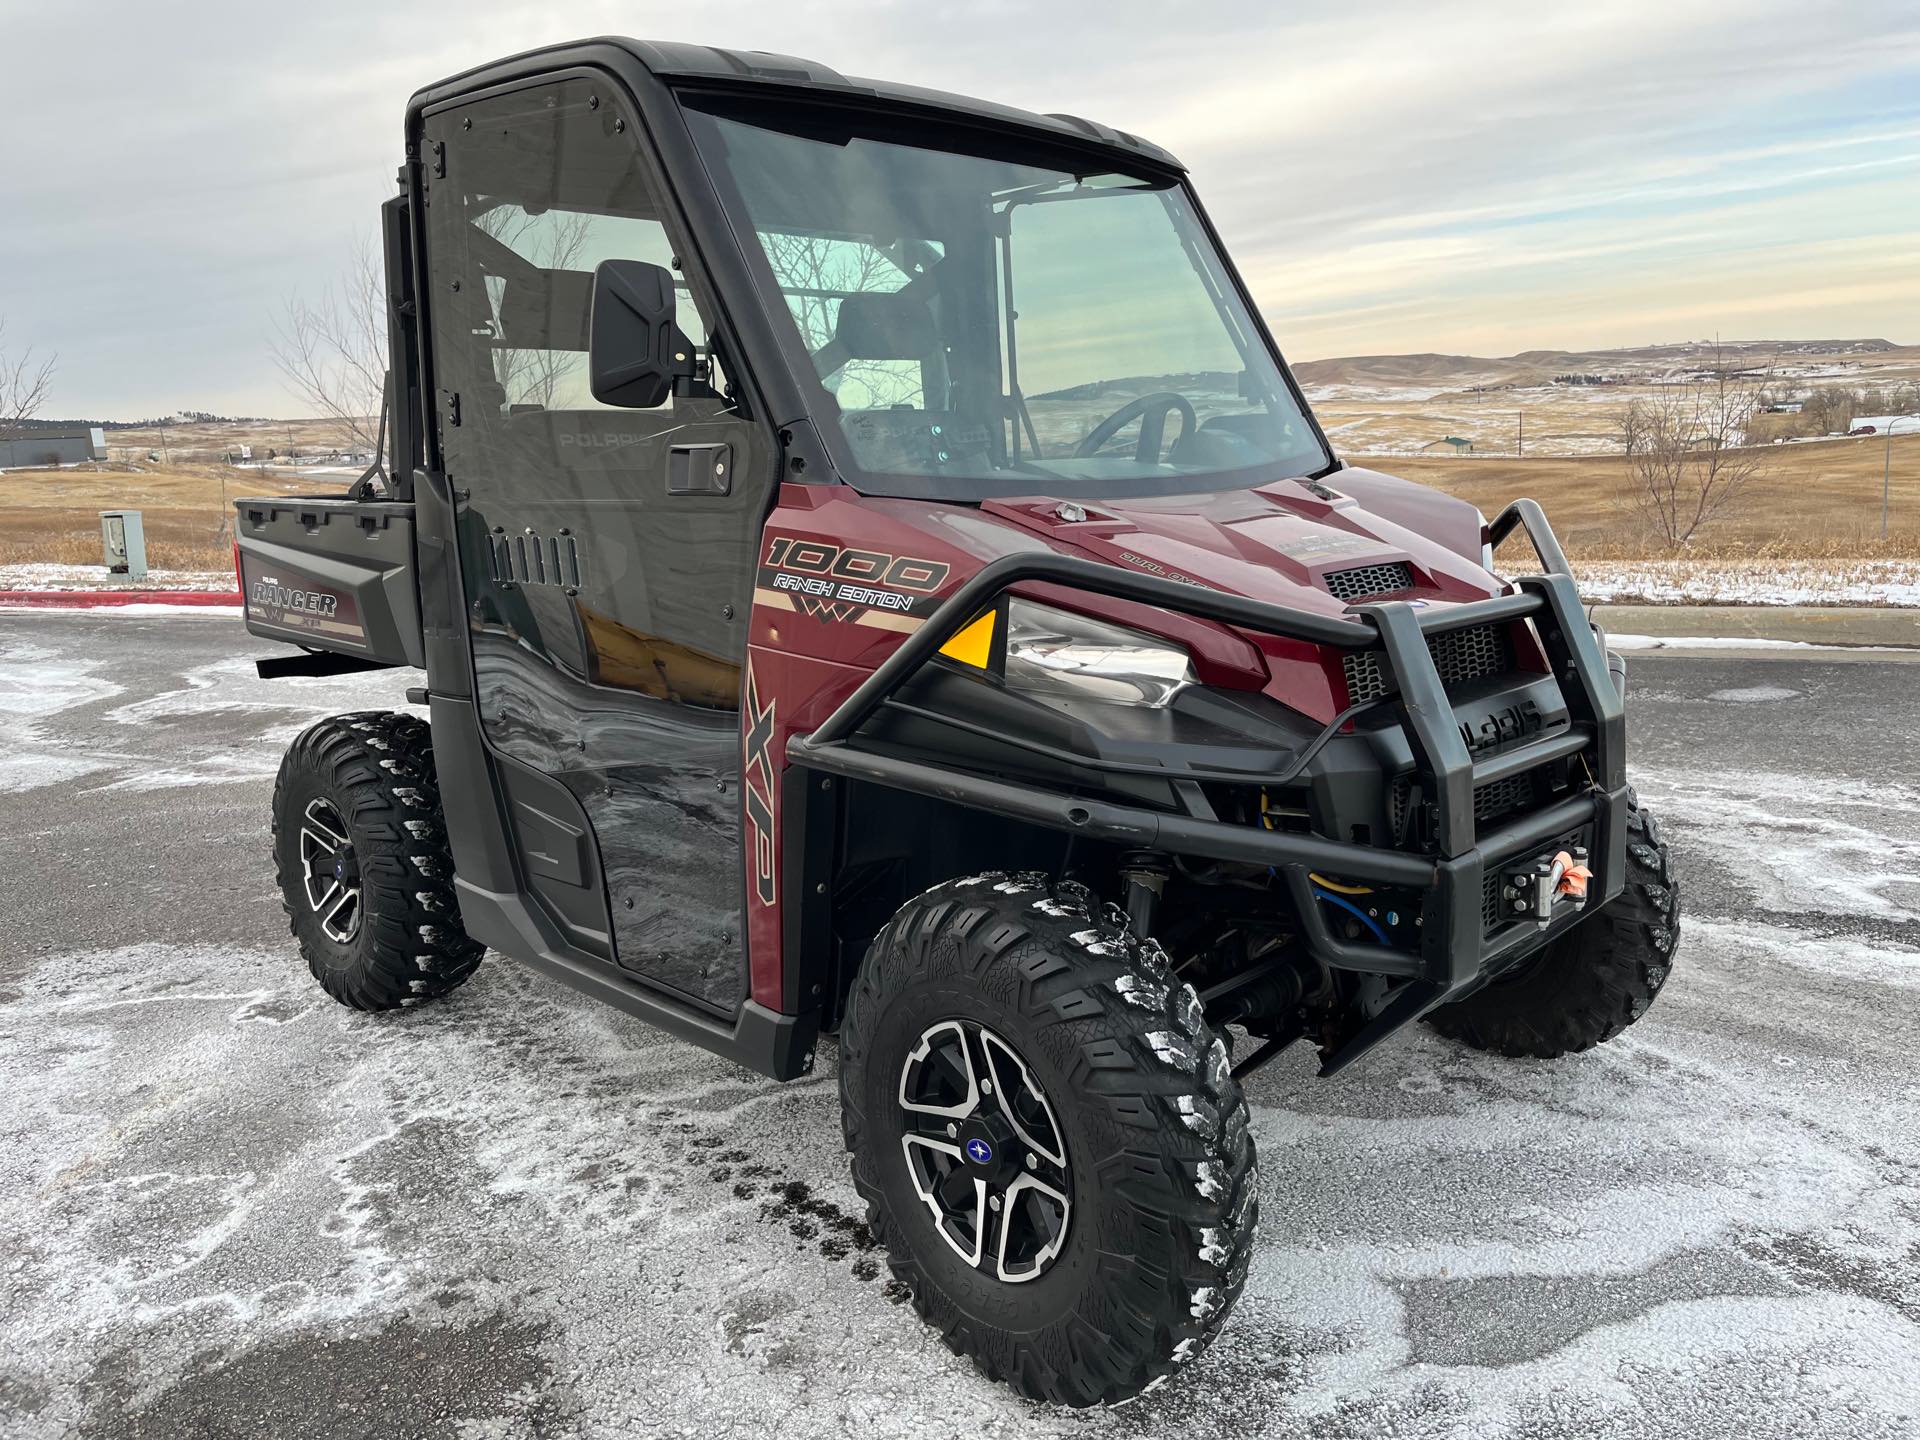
(100, 510, 147, 582)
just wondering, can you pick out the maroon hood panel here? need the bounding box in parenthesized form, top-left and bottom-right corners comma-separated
(758, 465, 1513, 733)
(976, 470, 1502, 618)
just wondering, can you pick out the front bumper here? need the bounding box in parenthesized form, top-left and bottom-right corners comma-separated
(789, 500, 1624, 1073)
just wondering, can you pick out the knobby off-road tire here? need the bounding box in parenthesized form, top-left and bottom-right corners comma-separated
(272, 711, 483, 1011)
(1427, 792, 1678, 1058)
(839, 873, 1258, 1406)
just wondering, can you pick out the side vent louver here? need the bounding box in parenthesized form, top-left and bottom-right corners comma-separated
(490, 530, 582, 590)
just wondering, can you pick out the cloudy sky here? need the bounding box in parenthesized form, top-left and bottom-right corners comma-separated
(5, 0, 1918, 419)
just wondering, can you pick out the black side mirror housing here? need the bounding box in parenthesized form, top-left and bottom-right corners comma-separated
(588, 259, 681, 409)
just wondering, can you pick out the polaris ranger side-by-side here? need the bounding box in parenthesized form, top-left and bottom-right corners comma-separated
(235, 39, 1679, 1405)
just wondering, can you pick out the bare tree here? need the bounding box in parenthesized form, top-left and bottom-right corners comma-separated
(0, 317, 58, 439)
(271, 236, 386, 454)
(1617, 348, 1768, 547)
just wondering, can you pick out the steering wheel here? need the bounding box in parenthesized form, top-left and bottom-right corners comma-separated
(1072, 392, 1197, 463)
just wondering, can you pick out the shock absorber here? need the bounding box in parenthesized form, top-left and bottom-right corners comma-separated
(1119, 851, 1168, 940)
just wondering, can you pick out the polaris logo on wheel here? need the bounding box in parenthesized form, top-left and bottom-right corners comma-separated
(250, 579, 339, 617)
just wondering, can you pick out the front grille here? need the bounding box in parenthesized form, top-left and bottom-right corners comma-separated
(1389, 769, 1540, 845)
(1432, 623, 1513, 687)
(1483, 871, 1504, 931)
(1341, 623, 1514, 705)
(1473, 771, 1537, 823)
(1325, 561, 1414, 602)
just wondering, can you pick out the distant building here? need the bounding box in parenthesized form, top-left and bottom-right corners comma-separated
(0, 427, 107, 468)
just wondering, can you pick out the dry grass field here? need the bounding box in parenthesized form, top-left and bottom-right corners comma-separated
(102, 417, 363, 468)
(1300, 340, 1920, 459)
(0, 463, 343, 572)
(1375, 432, 1920, 560)
(2, 433, 1915, 575)
(3, 343, 1915, 601)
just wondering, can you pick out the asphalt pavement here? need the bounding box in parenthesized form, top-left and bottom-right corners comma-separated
(1, 610, 1917, 1439)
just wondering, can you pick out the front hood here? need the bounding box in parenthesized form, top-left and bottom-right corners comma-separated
(974, 470, 1502, 619)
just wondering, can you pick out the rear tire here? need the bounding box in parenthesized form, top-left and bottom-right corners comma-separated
(838, 873, 1258, 1406)
(1426, 793, 1678, 1058)
(272, 711, 483, 1011)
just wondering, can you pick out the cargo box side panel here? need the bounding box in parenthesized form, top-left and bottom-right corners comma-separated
(235, 497, 424, 667)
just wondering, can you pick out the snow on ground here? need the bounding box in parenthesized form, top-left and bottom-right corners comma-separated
(1577, 558, 1920, 608)
(3, 609, 1920, 1439)
(0, 628, 403, 796)
(0, 563, 234, 593)
(10, 555, 1920, 612)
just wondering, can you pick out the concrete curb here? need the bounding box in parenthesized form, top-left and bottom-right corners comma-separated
(1593, 603, 1920, 648)
(0, 590, 241, 608)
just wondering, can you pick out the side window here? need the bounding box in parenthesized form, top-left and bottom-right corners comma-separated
(422, 77, 773, 719)
(477, 205, 705, 413)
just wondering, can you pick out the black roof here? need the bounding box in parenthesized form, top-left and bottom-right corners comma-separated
(411, 37, 1183, 172)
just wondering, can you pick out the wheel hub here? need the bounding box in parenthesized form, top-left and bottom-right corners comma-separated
(299, 797, 362, 944)
(897, 1019, 1071, 1283)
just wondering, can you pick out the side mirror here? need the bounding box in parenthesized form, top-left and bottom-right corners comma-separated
(588, 259, 682, 409)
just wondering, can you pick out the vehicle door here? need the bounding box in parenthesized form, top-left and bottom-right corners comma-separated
(419, 73, 774, 1013)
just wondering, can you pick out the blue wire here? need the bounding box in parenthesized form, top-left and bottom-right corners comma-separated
(1312, 887, 1389, 945)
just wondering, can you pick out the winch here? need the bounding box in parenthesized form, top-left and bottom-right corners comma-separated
(1498, 846, 1593, 924)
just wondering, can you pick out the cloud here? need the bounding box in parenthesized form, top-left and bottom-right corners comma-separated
(1, 0, 1916, 415)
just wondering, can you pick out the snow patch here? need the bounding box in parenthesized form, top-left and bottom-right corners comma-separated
(1112, 974, 1167, 1011)
(1146, 1031, 1195, 1070)
(1705, 686, 1801, 703)
(1174, 1095, 1215, 1137)
(1636, 767, 1920, 922)
(1193, 1161, 1229, 1202)
(1579, 557, 1920, 608)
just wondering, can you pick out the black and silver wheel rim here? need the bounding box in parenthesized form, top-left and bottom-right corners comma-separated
(897, 1019, 1071, 1284)
(299, 797, 361, 944)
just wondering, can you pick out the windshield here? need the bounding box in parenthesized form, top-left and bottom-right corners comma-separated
(683, 98, 1329, 500)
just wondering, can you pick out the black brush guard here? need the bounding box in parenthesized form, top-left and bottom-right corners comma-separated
(787, 500, 1627, 1075)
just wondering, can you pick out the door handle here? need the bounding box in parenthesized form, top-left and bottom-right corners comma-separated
(667, 443, 731, 496)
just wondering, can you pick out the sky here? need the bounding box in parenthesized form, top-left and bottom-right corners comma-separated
(3, 0, 1918, 420)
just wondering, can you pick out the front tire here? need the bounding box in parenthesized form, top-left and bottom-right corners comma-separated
(839, 873, 1258, 1406)
(272, 711, 483, 1011)
(1426, 793, 1678, 1057)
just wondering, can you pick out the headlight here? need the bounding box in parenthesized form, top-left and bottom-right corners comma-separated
(941, 597, 1194, 709)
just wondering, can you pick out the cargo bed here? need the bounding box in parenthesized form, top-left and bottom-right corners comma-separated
(234, 496, 422, 667)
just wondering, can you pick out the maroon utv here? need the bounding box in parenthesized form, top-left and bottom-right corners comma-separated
(233, 38, 1679, 1406)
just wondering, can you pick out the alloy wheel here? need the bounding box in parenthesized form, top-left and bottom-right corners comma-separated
(896, 1019, 1071, 1283)
(299, 797, 361, 943)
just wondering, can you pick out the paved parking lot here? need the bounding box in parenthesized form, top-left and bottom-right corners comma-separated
(2, 610, 1917, 1439)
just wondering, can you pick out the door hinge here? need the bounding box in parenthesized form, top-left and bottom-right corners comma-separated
(440, 390, 460, 427)
(430, 139, 446, 178)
